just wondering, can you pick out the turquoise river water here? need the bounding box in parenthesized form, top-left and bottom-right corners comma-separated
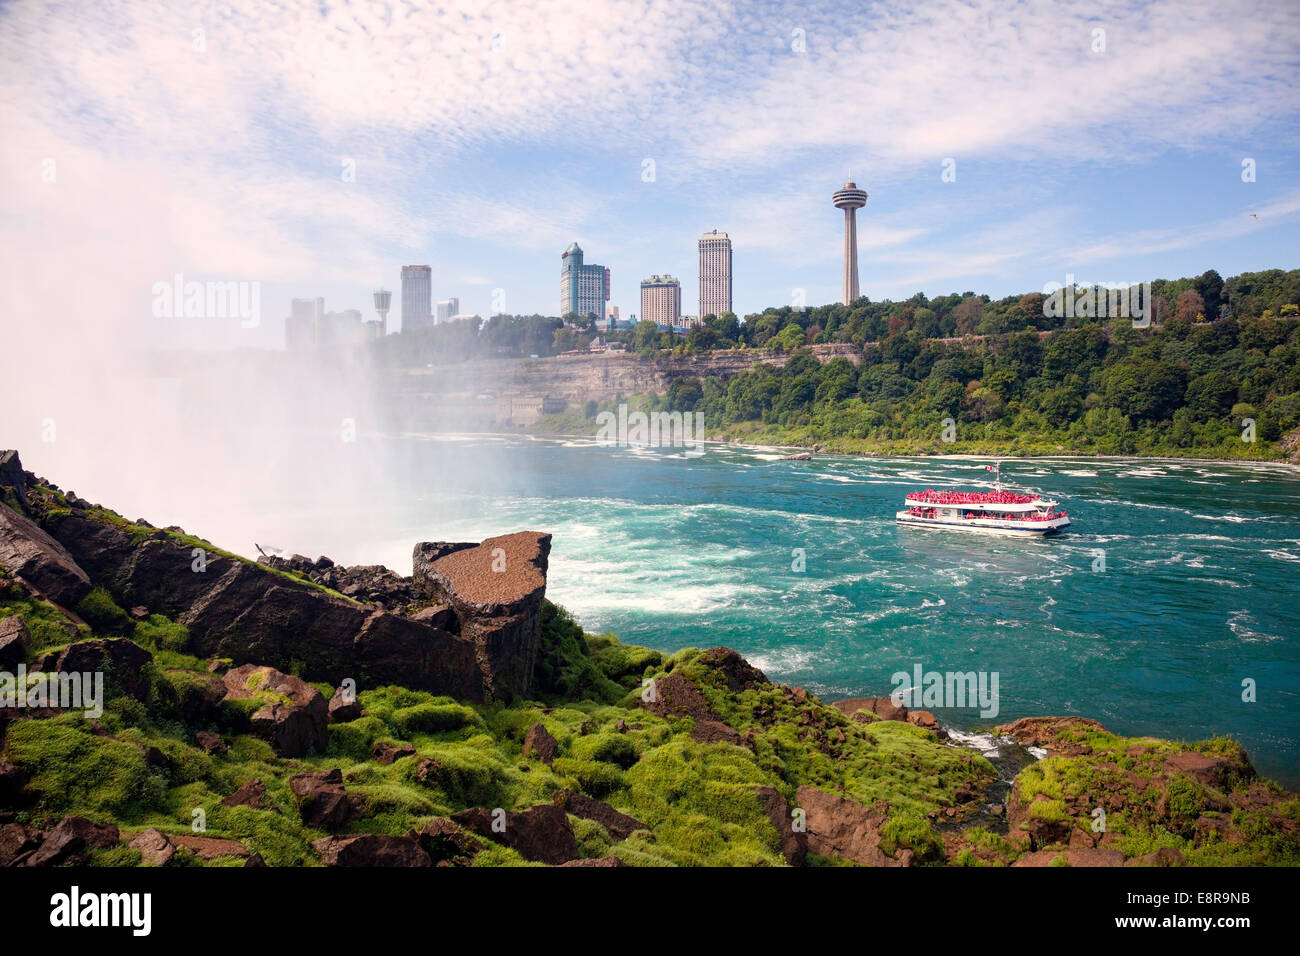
(256, 435, 1300, 786)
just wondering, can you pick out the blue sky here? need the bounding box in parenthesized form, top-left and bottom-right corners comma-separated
(2, 0, 1298, 350)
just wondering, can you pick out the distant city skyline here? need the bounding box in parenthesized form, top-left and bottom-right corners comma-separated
(11, 1, 1295, 352)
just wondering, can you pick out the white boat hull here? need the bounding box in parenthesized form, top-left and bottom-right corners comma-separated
(895, 512, 1070, 537)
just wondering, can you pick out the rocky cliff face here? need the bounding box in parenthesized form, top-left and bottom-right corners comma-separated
(383, 344, 862, 426)
(0, 450, 548, 702)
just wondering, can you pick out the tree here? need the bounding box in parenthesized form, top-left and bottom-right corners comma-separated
(632, 319, 661, 353)
(769, 323, 806, 351)
(1039, 386, 1084, 427)
(1176, 289, 1206, 322)
(666, 377, 703, 411)
(963, 382, 1004, 421)
(1194, 270, 1224, 320)
(1103, 360, 1186, 422)
(1184, 370, 1237, 421)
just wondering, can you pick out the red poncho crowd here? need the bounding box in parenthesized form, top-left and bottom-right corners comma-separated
(906, 489, 1040, 505)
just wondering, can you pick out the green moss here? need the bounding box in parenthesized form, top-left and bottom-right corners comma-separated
(550, 757, 626, 798)
(879, 811, 944, 864)
(3, 717, 166, 818)
(132, 614, 190, 653)
(571, 732, 639, 769)
(73, 586, 131, 633)
(401, 740, 511, 807)
(0, 592, 84, 654)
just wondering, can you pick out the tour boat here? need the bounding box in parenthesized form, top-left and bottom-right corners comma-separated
(896, 463, 1070, 537)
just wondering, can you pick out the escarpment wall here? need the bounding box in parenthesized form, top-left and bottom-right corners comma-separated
(381, 344, 862, 427)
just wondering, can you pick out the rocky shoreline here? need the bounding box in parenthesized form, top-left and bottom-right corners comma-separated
(1, 448, 1296, 867)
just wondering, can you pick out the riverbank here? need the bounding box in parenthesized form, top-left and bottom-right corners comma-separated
(517, 421, 1300, 471)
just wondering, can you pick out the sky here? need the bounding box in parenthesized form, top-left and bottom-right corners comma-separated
(1, 0, 1298, 352)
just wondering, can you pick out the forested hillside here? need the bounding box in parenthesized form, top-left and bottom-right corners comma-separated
(652, 269, 1300, 458)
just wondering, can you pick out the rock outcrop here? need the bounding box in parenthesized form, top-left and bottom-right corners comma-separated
(289, 769, 352, 829)
(222, 664, 328, 757)
(0, 615, 30, 670)
(832, 696, 908, 723)
(642, 671, 740, 744)
(795, 785, 912, 867)
(312, 834, 430, 867)
(523, 723, 559, 764)
(412, 531, 552, 698)
(36, 502, 547, 702)
(755, 785, 807, 865)
(0, 502, 91, 607)
(451, 803, 579, 865)
(35, 638, 153, 700)
(552, 790, 646, 841)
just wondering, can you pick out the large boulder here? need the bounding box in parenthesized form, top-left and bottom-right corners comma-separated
(128, 828, 176, 866)
(24, 816, 119, 867)
(411, 818, 482, 865)
(0, 450, 28, 509)
(641, 672, 739, 745)
(993, 716, 1108, 757)
(451, 804, 579, 865)
(328, 686, 363, 723)
(312, 833, 430, 867)
(754, 785, 807, 865)
(0, 615, 30, 670)
(222, 779, 268, 810)
(222, 664, 327, 757)
(552, 790, 647, 841)
(795, 785, 911, 867)
(412, 531, 552, 698)
(49, 512, 484, 699)
(832, 696, 908, 722)
(289, 769, 351, 829)
(37, 638, 153, 701)
(523, 723, 559, 764)
(0, 505, 91, 607)
(0, 822, 41, 866)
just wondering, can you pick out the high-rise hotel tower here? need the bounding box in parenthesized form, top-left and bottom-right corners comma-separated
(560, 242, 610, 321)
(641, 275, 682, 328)
(401, 265, 433, 332)
(697, 229, 732, 321)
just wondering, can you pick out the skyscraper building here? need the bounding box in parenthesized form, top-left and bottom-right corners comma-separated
(401, 265, 433, 333)
(697, 229, 732, 322)
(560, 242, 609, 322)
(436, 297, 459, 324)
(285, 296, 323, 349)
(640, 275, 681, 328)
(832, 181, 868, 305)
